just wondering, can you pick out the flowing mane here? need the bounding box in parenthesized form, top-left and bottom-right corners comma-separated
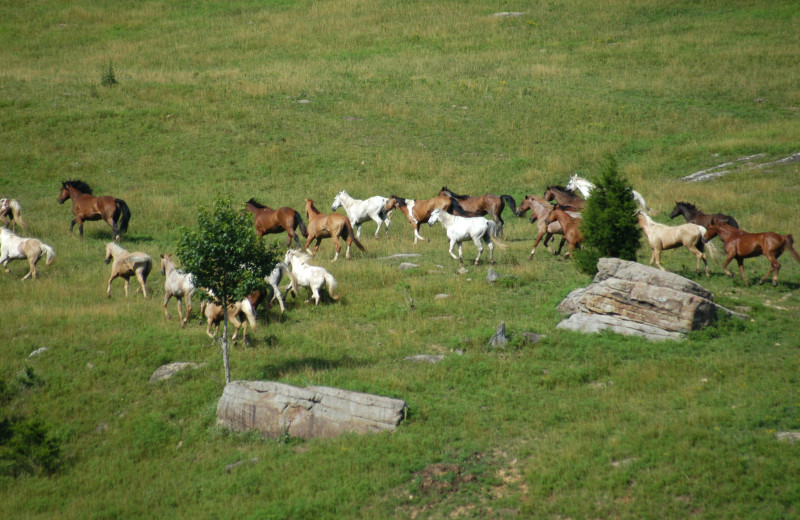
(389, 195, 408, 207)
(245, 198, 268, 209)
(546, 185, 576, 196)
(676, 201, 699, 212)
(62, 179, 93, 194)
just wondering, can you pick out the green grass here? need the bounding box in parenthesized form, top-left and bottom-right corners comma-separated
(2, 1, 800, 518)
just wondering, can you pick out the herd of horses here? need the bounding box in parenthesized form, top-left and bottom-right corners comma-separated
(2, 176, 800, 341)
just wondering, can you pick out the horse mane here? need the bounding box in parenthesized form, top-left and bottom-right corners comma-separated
(441, 186, 468, 200)
(63, 179, 93, 194)
(677, 201, 699, 212)
(390, 195, 407, 207)
(246, 198, 267, 209)
(547, 185, 576, 195)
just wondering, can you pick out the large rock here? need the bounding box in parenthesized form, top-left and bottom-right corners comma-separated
(216, 381, 407, 439)
(557, 258, 739, 341)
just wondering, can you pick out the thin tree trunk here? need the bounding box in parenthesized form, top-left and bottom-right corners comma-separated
(222, 312, 231, 383)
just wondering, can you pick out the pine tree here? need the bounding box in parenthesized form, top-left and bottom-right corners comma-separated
(575, 155, 642, 274)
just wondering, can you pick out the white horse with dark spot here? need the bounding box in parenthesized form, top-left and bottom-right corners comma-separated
(160, 254, 196, 327)
(0, 228, 55, 280)
(104, 242, 152, 298)
(283, 249, 339, 305)
(0, 198, 25, 232)
(331, 190, 392, 238)
(567, 174, 650, 212)
(427, 208, 506, 265)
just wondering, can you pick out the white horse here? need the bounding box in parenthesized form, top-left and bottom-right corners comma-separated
(427, 208, 506, 265)
(201, 296, 257, 344)
(0, 198, 25, 232)
(104, 242, 152, 298)
(0, 228, 55, 280)
(566, 174, 650, 212)
(284, 249, 339, 305)
(247, 261, 296, 315)
(331, 190, 392, 238)
(160, 254, 196, 327)
(637, 211, 716, 277)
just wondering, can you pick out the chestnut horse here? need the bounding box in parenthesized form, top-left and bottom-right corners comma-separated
(58, 180, 130, 240)
(516, 195, 568, 258)
(669, 201, 739, 230)
(544, 205, 584, 258)
(245, 198, 308, 248)
(543, 186, 586, 211)
(437, 186, 517, 237)
(703, 219, 800, 286)
(385, 194, 464, 244)
(304, 199, 366, 261)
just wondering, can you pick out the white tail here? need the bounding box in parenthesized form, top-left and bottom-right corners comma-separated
(324, 272, 339, 300)
(41, 242, 56, 265)
(239, 298, 257, 330)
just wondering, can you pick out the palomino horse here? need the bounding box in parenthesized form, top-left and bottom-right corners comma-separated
(0, 228, 55, 281)
(104, 242, 152, 298)
(543, 186, 586, 211)
(246, 261, 296, 315)
(244, 198, 308, 248)
(543, 206, 584, 258)
(304, 199, 366, 261)
(428, 208, 506, 265)
(0, 198, 26, 232)
(437, 186, 517, 238)
(703, 219, 800, 286)
(566, 174, 650, 212)
(57, 180, 131, 240)
(284, 249, 339, 305)
(331, 190, 392, 238)
(384, 194, 464, 244)
(669, 201, 739, 230)
(637, 212, 714, 277)
(201, 297, 257, 344)
(160, 254, 196, 327)
(516, 195, 569, 258)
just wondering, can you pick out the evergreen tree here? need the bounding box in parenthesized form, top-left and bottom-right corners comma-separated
(177, 198, 279, 382)
(575, 155, 642, 274)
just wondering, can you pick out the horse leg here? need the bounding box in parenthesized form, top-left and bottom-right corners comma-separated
(123, 276, 130, 297)
(486, 237, 495, 265)
(332, 236, 342, 262)
(22, 256, 38, 281)
(448, 239, 460, 261)
(272, 283, 286, 313)
(163, 293, 173, 320)
(555, 237, 566, 256)
(311, 284, 321, 305)
(687, 244, 708, 277)
(285, 231, 295, 248)
(759, 255, 780, 286)
(530, 229, 546, 258)
(736, 258, 748, 283)
(136, 270, 148, 298)
(721, 254, 735, 278)
(371, 215, 383, 237)
(413, 225, 426, 244)
(107, 216, 120, 241)
(472, 235, 484, 265)
(184, 296, 192, 327)
(69, 218, 77, 234)
(457, 243, 464, 264)
(107, 272, 119, 297)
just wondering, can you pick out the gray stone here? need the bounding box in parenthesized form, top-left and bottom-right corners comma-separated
(398, 262, 419, 270)
(486, 268, 501, 283)
(488, 322, 508, 348)
(149, 362, 200, 383)
(28, 347, 49, 358)
(521, 332, 545, 344)
(216, 381, 407, 439)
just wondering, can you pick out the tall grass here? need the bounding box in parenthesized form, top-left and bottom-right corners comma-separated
(2, 1, 799, 518)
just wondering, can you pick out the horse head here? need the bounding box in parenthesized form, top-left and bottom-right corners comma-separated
(331, 191, 346, 212)
(668, 202, 683, 219)
(160, 254, 173, 276)
(566, 174, 579, 191)
(428, 208, 442, 226)
(104, 243, 115, 264)
(702, 218, 720, 242)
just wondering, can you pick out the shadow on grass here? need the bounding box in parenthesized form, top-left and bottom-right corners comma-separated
(254, 356, 368, 381)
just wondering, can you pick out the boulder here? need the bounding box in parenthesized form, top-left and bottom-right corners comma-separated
(217, 381, 407, 439)
(557, 258, 741, 341)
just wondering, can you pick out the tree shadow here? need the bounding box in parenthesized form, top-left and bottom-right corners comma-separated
(254, 356, 368, 381)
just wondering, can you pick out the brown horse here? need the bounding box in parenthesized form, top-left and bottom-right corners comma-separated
(669, 201, 739, 230)
(544, 205, 584, 258)
(437, 186, 517, 237)
(57, 180, 130, 240)
(245, 198, 308, 248)
(516, 195, 568, 258)
(703, 219, 800, 286)
(304, 199, 366, 261)
(385, 194, 464, 244)
(544, 186, 586, 211)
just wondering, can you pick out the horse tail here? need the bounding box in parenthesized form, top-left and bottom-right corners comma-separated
(11, 202, 25, 229)
(295, 212, 308, 238)
(324, 272, 340, 300)
(40, 242, 56, 265)
(345, 220, 367, 253)
(702, 236, 718, 261)
(487, 222, 508, 249)
(115, 199, 131, 234)
(786, 234, 800, 264)
(240, 298, 257, 330)
(500, 195, 518, 217)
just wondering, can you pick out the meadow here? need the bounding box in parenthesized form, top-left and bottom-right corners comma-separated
(1, 1, 799, 518)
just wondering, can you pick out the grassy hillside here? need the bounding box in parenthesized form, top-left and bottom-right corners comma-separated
(2, 1, 799, 518)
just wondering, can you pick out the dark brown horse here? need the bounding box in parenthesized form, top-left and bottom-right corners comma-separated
(437, 186, 517, 237)
(544, 186, 586, 211)
(669, 201, 739, 230)
(57, 180, 130, 240)
(304, 199, 366, 261)
(245, 198, 308, 248)
(385, 194, 464, 244)
(544, 205, 584, 258)
(703, 219, 800, 286)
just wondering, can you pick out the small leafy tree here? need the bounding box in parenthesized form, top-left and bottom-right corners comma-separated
(575, 155, 642, 274)
(177, 198, 279, 382)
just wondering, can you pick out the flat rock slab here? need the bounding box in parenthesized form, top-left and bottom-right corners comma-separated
(149, 362, 201, 383)
(217, 381, 407, 439)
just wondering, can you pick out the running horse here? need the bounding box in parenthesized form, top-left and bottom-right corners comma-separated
(103, 242, 152, 298)
(669, 201, 739, 230)
(543, 205, 584, 258)
(703, 219, 800, 286)
(0, 228, 55, 281)
(437, 186, 517, 238)
(245, 198, 308, 248)
(304, 199, 366, 261)
(57, 180, 131, 241)
(637, 212, 715, 277)
(516, 195, 570, 258)
(543, 186, 586, 211)
(384, 194, 464, 244)
(0, 198, 26, 232)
